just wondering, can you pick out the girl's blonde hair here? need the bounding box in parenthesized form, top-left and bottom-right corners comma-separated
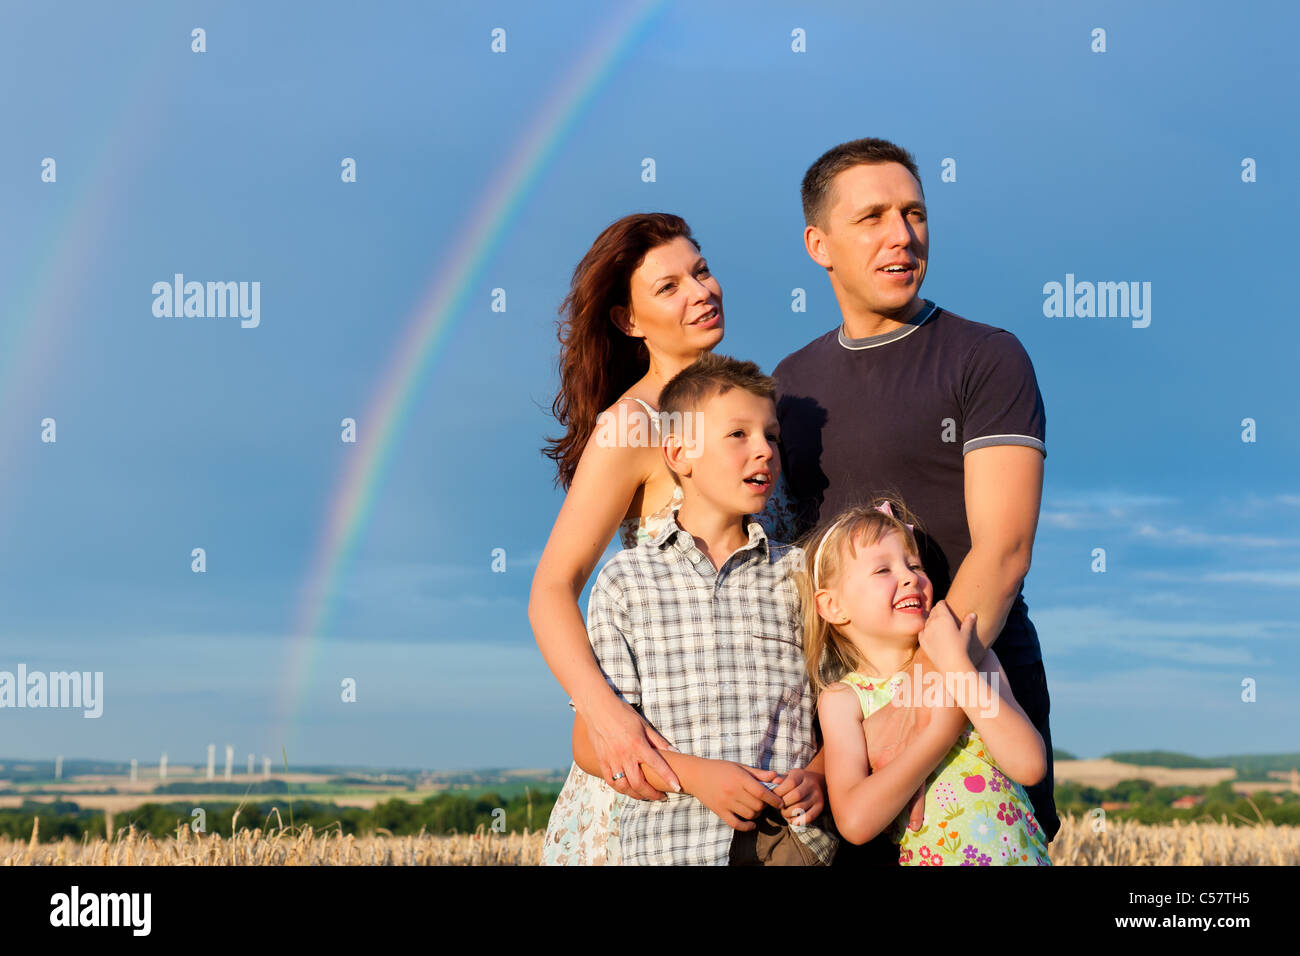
(793, 495, 925, 697)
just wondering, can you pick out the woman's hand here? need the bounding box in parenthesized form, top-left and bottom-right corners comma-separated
(581, 693, 682, 802)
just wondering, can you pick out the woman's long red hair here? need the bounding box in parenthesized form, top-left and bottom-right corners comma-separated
(543, 213, 700, 489)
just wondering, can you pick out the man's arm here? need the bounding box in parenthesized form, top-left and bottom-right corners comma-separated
(944, 444, 1043, 663)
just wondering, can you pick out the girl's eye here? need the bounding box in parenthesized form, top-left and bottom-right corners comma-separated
(729, 430, 744, 438)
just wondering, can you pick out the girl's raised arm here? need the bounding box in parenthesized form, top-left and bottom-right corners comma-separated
(957, 647, 1046, 787)
(918, 601, 1046, 787)
(528, 400, 681, 799)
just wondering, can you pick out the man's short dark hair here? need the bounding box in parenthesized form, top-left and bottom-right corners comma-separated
(801, 138, 924, 232)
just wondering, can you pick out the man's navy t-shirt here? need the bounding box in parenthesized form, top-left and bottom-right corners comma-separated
(771, 300, 1046, 667)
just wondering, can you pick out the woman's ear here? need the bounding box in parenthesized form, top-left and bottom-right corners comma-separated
(610, 305, 641, 339)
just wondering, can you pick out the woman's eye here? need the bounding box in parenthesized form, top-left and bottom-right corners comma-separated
(658, 283, 675, 294)
(697, 265, 711, 276)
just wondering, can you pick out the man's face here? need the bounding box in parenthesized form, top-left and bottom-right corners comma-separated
(808, 162, 929, 321)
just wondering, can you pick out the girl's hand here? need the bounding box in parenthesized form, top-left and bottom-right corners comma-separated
(582, 694, 681, 801)
(770, 767, 826, 826)
(917, 600, 977, 675)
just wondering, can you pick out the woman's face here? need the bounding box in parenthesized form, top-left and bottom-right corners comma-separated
(613, 235, 724, 361)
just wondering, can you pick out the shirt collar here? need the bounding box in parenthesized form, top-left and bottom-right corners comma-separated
(650, 511, 773, 563)
(837, 299, 937, 351)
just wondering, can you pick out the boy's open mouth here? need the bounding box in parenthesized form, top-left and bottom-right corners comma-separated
(743, 471, 771, 489)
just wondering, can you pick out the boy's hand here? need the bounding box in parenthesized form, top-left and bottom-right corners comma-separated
(689, 761, 784, 831)
(917, 600, 977, 675)
(770, 767, 826, 826)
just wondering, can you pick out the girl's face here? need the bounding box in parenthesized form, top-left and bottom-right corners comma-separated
(821, 529, 934, 644)
(612, 236, 724, 362)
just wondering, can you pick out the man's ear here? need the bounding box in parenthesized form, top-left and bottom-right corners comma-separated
(610, 305, 641, 339)
(815, 588, 847, 626)
(662, 430, 691, 482)
(804, 224, 833, 270)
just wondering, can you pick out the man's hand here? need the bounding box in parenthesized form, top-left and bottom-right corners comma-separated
(770, 767, 826, 826)
(688, 760, 784, 831)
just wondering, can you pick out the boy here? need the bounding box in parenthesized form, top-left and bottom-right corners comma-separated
(569, 353, 837, 865)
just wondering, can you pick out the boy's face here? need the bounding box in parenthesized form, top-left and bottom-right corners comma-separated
(668, 388, 779, 515)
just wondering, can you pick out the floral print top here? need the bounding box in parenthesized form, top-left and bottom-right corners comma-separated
(840, 670, 1051, 866)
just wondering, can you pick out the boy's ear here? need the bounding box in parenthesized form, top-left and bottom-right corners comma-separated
(662, 429, 691, 482)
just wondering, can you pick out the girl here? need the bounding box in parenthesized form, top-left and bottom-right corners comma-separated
(795, 499, 1051, 865)
(532, 213, 725, 864)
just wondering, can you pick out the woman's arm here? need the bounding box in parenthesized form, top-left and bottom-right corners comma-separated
(529, 403, 681, 798)
(820, 684, 962, 845)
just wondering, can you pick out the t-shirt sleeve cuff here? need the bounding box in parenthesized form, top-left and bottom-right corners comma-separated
(962, 434, 1046, 457)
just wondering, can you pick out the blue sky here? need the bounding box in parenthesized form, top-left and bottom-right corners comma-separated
(1, 0, 1296, 771)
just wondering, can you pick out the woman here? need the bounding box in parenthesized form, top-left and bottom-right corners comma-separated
(532, 213, 724, 864)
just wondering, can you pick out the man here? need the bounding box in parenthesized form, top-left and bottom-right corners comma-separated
(767, 137, 1059, 865)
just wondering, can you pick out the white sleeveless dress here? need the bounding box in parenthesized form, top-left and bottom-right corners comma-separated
(541, 398, 684, 865)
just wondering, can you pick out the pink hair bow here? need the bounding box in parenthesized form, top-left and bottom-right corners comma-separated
(874, 501, 915, 533)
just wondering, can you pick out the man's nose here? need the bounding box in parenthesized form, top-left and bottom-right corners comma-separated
(886, 210, 913, 246)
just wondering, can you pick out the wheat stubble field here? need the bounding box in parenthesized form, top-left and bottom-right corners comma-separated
(3, 816, 1298, 865)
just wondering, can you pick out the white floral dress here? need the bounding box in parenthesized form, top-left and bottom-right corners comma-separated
(541, 399, 684, 865)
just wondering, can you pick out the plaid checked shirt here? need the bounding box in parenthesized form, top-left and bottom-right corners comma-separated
(586, 513, 838, 866)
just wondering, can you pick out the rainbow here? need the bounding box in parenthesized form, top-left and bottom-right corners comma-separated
(277, 0, 669, 750)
